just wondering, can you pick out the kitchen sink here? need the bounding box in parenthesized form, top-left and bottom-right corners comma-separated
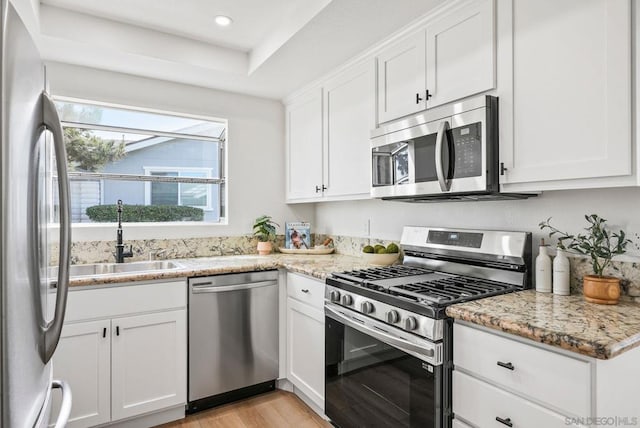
(49, 260, 184, 280)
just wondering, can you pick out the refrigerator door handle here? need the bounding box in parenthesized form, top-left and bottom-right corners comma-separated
(51, 380, 72, 428)
(41, 91, 71, 363)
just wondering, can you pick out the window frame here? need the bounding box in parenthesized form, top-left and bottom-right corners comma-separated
(143, 166, 214, 211)
(53, 96, 228, 225)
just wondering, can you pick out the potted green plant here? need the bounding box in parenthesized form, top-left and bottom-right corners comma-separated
(539, 214, 631, 304)
(253, 215, 279, 255)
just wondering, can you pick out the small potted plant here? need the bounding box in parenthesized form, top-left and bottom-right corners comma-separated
(539, 214, 631, 305)
(253, 215, 279, 255)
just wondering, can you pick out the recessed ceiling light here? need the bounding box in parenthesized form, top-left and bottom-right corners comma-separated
(215, 15, 233, 27)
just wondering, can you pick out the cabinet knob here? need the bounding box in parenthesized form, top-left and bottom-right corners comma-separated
(425, 89, 432, 100)
(315, 185, 321, 193)
(416, 92, 423, 104)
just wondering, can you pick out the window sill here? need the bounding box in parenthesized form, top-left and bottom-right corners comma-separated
(50, 219, 230, 242)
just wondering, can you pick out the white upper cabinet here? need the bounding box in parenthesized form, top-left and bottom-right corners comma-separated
(323, 60, 375, 198)
(499, 0, 632, 189)
(377, 31, 427, 123)
(426, 0, 495, 108)
(286, 87, 324, 201)
(286, 60, 375, 203)
(376, 0, 496, 124)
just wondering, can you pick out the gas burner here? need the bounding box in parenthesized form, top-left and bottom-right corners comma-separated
(333, 265, 433, 282)
(390, 276, 513, 306)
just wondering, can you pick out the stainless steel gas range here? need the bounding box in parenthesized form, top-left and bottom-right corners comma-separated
(324, 226, 532, 428)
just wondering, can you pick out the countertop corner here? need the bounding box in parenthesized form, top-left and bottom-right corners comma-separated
(446, 289, 640, 360)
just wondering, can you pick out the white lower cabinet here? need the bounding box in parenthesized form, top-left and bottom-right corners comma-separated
(453, 322, 640, 427)
(51, 321, 111, 428)
(453, 371, 574, 428)
(50, 280, 187, 427)
(286, 273, 325, 410)
(111, 311, 186, 421)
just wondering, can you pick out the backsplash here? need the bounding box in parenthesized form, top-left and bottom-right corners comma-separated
(51, 235, 286, 265)
(570, 256, 640, 303)
(52, 234, 640, 302)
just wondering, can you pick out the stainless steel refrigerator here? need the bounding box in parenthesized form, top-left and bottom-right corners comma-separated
(1, 1, 72, 426)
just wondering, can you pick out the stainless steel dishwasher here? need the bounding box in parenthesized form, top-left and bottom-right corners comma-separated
(187, 270, 279, 413)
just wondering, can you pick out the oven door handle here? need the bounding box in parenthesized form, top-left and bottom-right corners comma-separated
(435, 120, 451, 192)
(325, 305, 437, 363)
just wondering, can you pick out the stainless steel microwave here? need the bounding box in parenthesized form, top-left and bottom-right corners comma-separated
(371, 96, 531, 201)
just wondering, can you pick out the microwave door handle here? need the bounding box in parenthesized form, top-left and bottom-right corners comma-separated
(435, 121, 451, 192)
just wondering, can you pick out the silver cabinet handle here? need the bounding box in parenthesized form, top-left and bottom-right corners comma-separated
(41, 91, 71, 363)
(435, 120, 451, 192)
(51, 380, 72, 428)
(191, 280, 277, 294)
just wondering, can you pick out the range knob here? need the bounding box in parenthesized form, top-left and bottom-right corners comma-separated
(386, 310, 400, 324)
(361, 301, 375, 314)
(329, 290, 341, 302)
(405, 316, 418, 331)
(341, 294, 353, 306)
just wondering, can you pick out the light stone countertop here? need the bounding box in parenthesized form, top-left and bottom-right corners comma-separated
(68, 256, 640, 360)
(67, 253, 372, 287)
(446, 289, 640, 360)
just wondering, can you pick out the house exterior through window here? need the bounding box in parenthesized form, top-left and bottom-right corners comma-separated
(54, 98, 226, 223)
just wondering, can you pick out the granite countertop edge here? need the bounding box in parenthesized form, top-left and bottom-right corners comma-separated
(446, 291, 640, 360)
(67, 254, 364, 287)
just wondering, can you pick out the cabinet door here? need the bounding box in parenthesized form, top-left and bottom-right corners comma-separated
(323, 60, 375, 198)
(426, 0, 495, 108)
(286, 87, 324, 201)
(377, 31, 427, 124)
(111, 310, 186, 421)
(286, 298, 324, 409)
(500, 0, 631, 186)
(50, 320, 111, 428)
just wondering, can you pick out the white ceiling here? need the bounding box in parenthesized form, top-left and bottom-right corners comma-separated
(40, 0, 330, 52)
(38, 0, 446, 99)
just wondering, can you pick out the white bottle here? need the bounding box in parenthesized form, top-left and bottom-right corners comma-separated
(535, 239, 552, 293)
(553, 247, 570, 296)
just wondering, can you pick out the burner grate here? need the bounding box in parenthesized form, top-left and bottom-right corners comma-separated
(391, 277, 513, 306)
(333, 265, 433, 282)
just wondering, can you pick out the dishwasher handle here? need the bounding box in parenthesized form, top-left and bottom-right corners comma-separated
(191, 280, 278, 294)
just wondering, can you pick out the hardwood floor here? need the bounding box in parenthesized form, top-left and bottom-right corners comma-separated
(157, 391, 331, 428)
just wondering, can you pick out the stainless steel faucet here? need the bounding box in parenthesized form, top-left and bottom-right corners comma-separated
(115, 200, 133, 263)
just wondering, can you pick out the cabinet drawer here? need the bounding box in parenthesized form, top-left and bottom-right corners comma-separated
(453, 371, 582, 428)
(286, 273, 324, 310)
(454, 323, 591, 416)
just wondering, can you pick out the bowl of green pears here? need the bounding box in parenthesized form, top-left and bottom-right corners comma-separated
(361, 243, 400, 266)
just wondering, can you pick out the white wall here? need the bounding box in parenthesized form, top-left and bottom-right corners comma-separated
(9, 0, 39, 41)
(315, 187, 640, 257)
(46, 62, 314, 241)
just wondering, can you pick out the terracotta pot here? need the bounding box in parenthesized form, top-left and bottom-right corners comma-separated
(257, 241, 273, 255)
(583, 275, 620, 305)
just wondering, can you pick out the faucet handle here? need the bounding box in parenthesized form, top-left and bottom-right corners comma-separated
(148, 249, 167, 260)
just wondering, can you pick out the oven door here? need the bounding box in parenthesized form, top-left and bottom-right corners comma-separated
(325, 304, 447, 428)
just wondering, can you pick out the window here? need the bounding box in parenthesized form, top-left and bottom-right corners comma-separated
(144, 167, 213, 210)
(54, 99, 226, 223)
